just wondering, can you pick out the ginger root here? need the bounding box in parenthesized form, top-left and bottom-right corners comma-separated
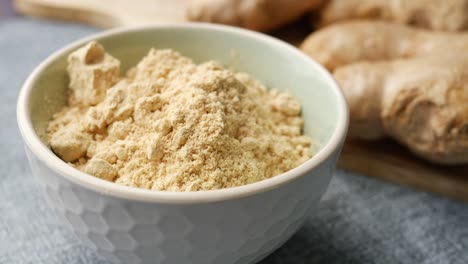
(187, 0, 323, 32)
(318, 0, 468, 31)
(335, 55, 468, 164)
(301, 21, 468, 71)
(301, 21, 468, 164)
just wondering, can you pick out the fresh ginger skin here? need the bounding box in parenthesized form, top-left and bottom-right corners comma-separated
(301, 21, 468, 71)
(335, 55, 468, 164)
(187, 0, 323, 32)
(319, 0, 468, 31)
(301, 21, 468, 164)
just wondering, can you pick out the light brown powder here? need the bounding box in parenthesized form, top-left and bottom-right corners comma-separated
(47, 41, 312, 191)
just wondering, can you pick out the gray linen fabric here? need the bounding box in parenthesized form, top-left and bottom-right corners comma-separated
(1, 18, 467, 264)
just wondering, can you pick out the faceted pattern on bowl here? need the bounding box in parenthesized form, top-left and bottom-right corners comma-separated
(25, 146, 336, 264)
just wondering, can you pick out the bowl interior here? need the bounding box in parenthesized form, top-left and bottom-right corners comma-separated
(28, 25, 340, 156)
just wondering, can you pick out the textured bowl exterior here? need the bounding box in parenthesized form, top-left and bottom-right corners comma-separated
(25, 145, 338, 264)
(18, 24, 348, 264)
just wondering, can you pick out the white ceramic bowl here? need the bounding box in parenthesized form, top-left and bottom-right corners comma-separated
(17, 24, 348, 264)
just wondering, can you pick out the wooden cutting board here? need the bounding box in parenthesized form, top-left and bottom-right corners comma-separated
(14, 0, 189, 27)
(340, 140, 468, 201)
(14, 0, 468, 201)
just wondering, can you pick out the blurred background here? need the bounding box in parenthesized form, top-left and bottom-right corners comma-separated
(0, 0, 15, 18)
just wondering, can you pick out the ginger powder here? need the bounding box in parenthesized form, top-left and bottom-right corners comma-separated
(47, 41, 312, 191)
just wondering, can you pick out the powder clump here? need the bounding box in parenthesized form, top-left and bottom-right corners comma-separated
(47, 41, 312, 191)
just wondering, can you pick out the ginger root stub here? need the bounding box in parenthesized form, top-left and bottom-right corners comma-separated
(187, 0, 322, 32)
(335, 55, 468, 164)
(301, 21, 468, 71)
(47, 41, 312, 191)
(318, 0, 468, 32)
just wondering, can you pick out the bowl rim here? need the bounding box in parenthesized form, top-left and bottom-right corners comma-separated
(17, 23, 348, 204)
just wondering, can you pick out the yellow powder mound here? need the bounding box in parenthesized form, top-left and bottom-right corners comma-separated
(47, 41, 312, 191)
